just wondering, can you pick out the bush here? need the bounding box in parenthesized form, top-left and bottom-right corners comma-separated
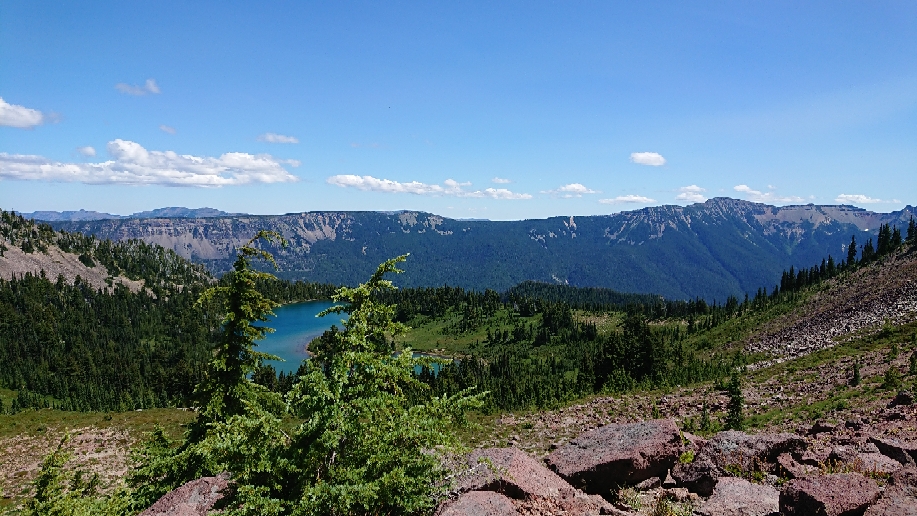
(883, 366, 902, 391)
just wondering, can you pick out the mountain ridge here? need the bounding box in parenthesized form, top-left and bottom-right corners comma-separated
(40, 198, 917, 301)
(19, 207, 243, 221)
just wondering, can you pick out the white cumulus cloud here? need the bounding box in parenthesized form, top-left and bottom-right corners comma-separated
(835, 194, 900, 204)
(326, 175, 532, 199)
(0, 97, 45, 128)
(0, 139, 298, 187)
(542, 183, 599, 198)
(491, 177, 511, 184)
(630, 152, 666, 166)
(258, 132, 299, 144)
(676, 185, 707, 203)
(115, 79, 161, 96)
(734, 184, 805, 204)
(76, 146, 96, 157)
(599, 195, 657, 204)
(159, 125, 176, 134)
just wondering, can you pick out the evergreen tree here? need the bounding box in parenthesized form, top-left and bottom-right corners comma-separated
(877, 224, 891, 256)
(883, 366, 902, 391)
(907, 216, 916, 243)
(190, 230, 286, 435)
(699, 402, 713, 434)
(851, 361, 861, 386)
(847, 235, 858, 266)
(724, 372, 745, 430)
(861, 238, 875, 263)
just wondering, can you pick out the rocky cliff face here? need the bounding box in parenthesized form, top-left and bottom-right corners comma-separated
(46, 199, 916, 300)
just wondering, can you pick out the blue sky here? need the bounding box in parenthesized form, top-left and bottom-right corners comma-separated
(1, 1, 915, 220)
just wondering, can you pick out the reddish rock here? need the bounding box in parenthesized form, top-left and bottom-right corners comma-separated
(809, 420, 838, 435)
(437, 491, 518, 516)
(702, 430, 807, 471)
(865, 466, 917, 516)
(869, 436, 917, 466)
(863, 489, 917, 516)
(671, 457, 719, 496)
(140, 475, 229, 516)
(890, 466, 917, 487)
(856, 452, 902, 475)
(780, 473, 880, 516)
(682, 431, 707, 452)
(695, 477, 779, 516)
(545, 419, 682, 494)
(460, 448, 576, 499)
(777, 453, 816, 479)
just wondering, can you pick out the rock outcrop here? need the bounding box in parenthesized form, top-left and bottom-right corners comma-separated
(139, 475, 229, 516)
(546, 419, 682, 494)
(437, 491, 518, 516)
(695, 477, 779, 516)
(780, 473, 880, 516)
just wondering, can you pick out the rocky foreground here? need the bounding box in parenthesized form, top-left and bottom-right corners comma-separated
(145, 400, 917, 516)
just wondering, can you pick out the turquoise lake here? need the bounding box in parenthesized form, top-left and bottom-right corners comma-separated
(258, 300, 346, 374)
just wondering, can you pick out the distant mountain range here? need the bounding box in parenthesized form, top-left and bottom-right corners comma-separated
(20, 207, 243, 221)
(40, 198, 916, 301)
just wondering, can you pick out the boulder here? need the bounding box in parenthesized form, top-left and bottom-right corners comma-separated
(682, 431, 707, 452)
(890, 466, 917, 488)
(864, 467, 917, 516)
(776, 453, 816, 479)
(140, 475, 229, 516)
(863, 490, 917, 516)
(459, 448, 576, 499)
(869, 436, 917, 466)
(670, 457, 719, 496)
(702, 430, 807, 472)
(780, 473, 880, 516)
(437, 491, 518, 516)
(889, 390, 914, 407)
(856, 452, 902, 475)
(809, 420, 837, 435)
(546, 419, 681, 494)
(695, 477, 779, 516)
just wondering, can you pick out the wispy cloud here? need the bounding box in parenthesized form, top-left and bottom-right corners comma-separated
(115, 79, 161, 96)
(835, 194, 900, 205)
(734, 184, 805, 204)
(326, 175, 532, 199)
(630, 152, 666, 166)
(542, 183, 599, 198)
(0, 97, 45, 128)
(258, 132, 299, 144)
(491, 177, 511, 184)
(676, 185, 707, 203)
(0, 140, 298, 187)
(159, 125, 176, 134)
(76, 146, 96, 157)
(599, 195, 656, 204)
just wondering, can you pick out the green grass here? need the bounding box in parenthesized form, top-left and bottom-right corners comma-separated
(398, 308, 541, 354)
(0, 407, 194, 440)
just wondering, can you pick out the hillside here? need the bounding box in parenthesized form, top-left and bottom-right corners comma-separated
(44, 198, 917, 301)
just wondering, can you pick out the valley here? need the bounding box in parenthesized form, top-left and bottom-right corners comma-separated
(1, 207, 917, 515)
